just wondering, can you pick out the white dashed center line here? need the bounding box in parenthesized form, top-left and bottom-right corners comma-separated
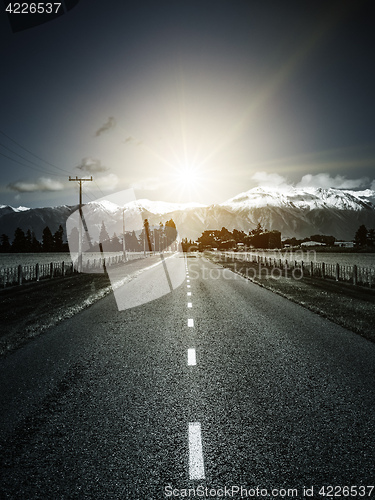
(187, 285, 191, 288)
(187, 302, 192, 308)
(188, 422, 205, 480)
(188, 318, 194, 327)
(187, 279, 190, 283)
(187, 292, 191, 296)
(187, 348, 196, 366)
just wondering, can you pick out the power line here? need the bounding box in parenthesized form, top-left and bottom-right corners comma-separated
(0, 141, 62, 176)
(0, 150, 62, 176)
(93, 179, 107, 198)
(0, 129, 72, 175)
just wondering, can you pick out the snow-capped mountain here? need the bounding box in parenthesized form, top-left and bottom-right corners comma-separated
(216, 187, 375, 240)
(1, 187, 375, 242)
(0, 204, 79, 242)
(222, 187, 375, 211)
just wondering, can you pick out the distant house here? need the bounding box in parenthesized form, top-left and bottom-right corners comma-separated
(334, 241, 354, 248)
(301, 241, 326, 247)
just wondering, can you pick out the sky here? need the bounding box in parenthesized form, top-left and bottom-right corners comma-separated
(0, 0, 375, 209)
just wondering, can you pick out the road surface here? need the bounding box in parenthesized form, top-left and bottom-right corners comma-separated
(0, 253, 374, 499)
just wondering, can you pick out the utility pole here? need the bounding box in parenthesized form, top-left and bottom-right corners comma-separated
(69, 176, 93, 272)
(122, 208, 127, 262)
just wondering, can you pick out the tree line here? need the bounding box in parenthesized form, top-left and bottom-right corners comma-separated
(192, 224, 282, 251)
(186, 223, 375, 251)
(0, 218, 178, 253)
(0, 226, 67, 253)
(354, 225, 375, 247)
(76, 218, 178, 253)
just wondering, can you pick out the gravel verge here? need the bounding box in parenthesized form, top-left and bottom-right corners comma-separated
(0, 273, 115, 357)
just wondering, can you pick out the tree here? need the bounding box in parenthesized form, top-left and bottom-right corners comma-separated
(125, 230, 140, 252)
(0, 234, 11, 253)
(68, 227, 79, 253)
(155, 222, 164, 252)
(25, 229, 33, 252)
(31, 233, 41, 252)
(233, 229, 246, 243)
(111, 232, 122, 251)
(99, 221, 110, 244)
(42, 226, 54, 252)
(310, 234, 336, 246)
(53, 225, 64, 252)
(165, 218, 177, 249)
(143, 218, 152, 251)
(248, 230, 281, 249)
(367, 228, 375, 247)
(250, 222, 263, 236)
(354, 225, 368, 247)
(12, 227, 27, 252)
(181, 238, 196, 252)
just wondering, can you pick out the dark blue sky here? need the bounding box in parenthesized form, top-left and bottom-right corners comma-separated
(1, 0, 374, 208)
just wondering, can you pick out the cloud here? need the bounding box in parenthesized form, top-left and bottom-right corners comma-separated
(76, 157, 109, 173)
(95, 117, 116, 136)
(252, 171, 371, 191)
(7, 177, 64, 192)
(296, 173, 369, 189)
(123, 136, 143, 146)
(96, 173, 119, 190)
(251, 171, 289, 188)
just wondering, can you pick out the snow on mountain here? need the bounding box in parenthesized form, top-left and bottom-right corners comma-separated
(222, 187, 375, 211)
(124, 199, 207, 214)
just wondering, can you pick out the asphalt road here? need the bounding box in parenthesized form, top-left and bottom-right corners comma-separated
(0, 253, 374, 499)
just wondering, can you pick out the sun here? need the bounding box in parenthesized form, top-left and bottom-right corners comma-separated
(176, 166, 199, 188)
(169, 161, 209, 202)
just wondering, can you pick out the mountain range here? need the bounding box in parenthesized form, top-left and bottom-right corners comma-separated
(1, 187, 375, 243)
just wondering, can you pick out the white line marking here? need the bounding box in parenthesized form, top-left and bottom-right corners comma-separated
(189, 422, 205, 480)
(187, 285, 191, 288)
(187, 348, 196, 366)
(188, 318, 194, 327)
(187, 292, 191, 296)
(187, 302, 192, 308)
(187, 279, 190, 283)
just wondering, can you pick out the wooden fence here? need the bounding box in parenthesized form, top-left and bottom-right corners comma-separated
(221, 252, 375, 288)
(0, 251, 151, 288)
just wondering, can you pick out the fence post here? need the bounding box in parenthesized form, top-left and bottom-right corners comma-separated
(322, 262, 325, 279)
(18, 264, 22, 285)
(36, 263, 40, 281)
(49, 262, 53, 279)
(310, 261, 314, 277)
(353, 264, 357, 286)
(62, 261, 65, 277)
(335, 263, 340, 281)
